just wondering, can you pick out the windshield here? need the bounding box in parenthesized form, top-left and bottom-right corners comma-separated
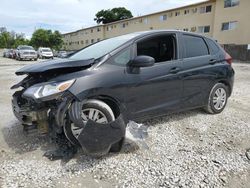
(69, 33, 140, 60)
(20, 46, 34, 50)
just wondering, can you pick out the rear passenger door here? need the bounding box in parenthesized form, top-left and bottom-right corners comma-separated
(180, 34, 214, 109)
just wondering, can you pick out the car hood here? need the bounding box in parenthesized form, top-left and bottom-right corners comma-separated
(16, 58, 95, 75)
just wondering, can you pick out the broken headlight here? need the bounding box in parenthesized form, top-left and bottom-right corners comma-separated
(23, 79, 75, 99)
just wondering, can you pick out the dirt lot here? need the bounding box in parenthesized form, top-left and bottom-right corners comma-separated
(0, 56, 250, 188)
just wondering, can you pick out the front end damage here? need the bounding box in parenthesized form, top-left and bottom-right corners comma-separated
(11, 60, 126, 158)
(12, 86, 126, 157)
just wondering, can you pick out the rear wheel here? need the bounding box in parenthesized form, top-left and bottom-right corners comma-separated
(64, 100, 123, 152)
(204, 83, 229, 114)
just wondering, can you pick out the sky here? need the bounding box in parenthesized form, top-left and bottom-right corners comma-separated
(0, 0, 206, 38)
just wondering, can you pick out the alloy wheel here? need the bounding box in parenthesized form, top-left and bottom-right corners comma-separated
(71, 108, 108, 138)
(213, 88, 227, 110)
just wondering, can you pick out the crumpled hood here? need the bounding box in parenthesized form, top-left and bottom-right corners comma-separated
(16, 58, 95, 75)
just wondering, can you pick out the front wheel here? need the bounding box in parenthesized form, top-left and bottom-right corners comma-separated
(204, 83, 229, 114)
(64, 100, 123, 152)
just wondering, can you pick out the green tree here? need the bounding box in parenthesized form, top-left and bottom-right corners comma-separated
(30, 29, 63, 50)
(94, 7, 133, 24)
(49, 30, 63, 50)
(0, 27, 29, 48)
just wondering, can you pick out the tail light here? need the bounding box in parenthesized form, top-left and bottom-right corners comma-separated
(225, 52, 233, 65)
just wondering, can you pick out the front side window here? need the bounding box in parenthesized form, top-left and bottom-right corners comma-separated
(221, 21, 238, 31)
(112, 47, 131, 65)
(137, 35, 176, 63)
(224, 0, 240, 8)
(70, 33, 140, 60)
(183, 35, 209, 58)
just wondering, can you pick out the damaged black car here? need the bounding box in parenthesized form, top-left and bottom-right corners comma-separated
(11, 30, 234, 156)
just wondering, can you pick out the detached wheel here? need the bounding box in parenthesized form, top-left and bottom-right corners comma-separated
(204, 83, 229, 114)
(64, 100, 123, 152)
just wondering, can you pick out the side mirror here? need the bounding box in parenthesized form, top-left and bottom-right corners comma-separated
(129, 55, 155, 67)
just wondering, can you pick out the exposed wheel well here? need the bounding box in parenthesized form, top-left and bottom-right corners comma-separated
(218, 80, 231, 96)
(89, 96, 121, 118)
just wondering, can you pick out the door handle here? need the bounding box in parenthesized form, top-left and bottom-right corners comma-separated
(169, 67, 181, 74)
(209, 59, 217, 65)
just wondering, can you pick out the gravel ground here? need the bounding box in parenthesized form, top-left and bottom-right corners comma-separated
(0, 57, 250, 188)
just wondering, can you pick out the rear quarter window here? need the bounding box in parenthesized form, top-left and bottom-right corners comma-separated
(183, 35, 209, 58)
(206, 38, 220, 54)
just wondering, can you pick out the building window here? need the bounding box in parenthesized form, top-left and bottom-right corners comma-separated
(97, 38, 100, 42)
(97, 28, 101, 32)
(91, 39, 95, 44)
(91, 29, 93, 33)
(198, 26, 210, 33)
(175, 11, 180, 16)
(121, 23, 126, 28)
(221, 21, 238, 31)
(85, 40, 89, 45)
(160, 14, 167, 21)
(191, 27, 197, 32)
(144, 18, 148, 24)
(192, 8, 198, 13)
(81, 40, 84, 44)
(169, 12, 173, 17)
(200, 5, 212, 13)
(107, 26, 112, 31)
(224, 0, 240, 8)
(184, 9, 190, 14)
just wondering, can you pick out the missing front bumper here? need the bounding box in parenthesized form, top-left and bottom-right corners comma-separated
(76, 115, 126, 156)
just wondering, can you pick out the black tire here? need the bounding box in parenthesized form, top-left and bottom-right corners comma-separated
(64, 100, 120, 148)
(204, 83, 229, 114)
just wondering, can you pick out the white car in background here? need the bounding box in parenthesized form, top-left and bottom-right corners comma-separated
(16, 45, 38, 61)
(38, 47, 53, 59)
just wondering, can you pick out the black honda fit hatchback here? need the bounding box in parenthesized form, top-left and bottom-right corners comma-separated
(12, 30, 234, 154)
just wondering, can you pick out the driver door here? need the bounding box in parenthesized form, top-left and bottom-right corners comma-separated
(124, 33, 183, 120)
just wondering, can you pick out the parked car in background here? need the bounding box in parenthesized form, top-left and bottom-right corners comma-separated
(3, 49, 8, 57)
(57, 51, 68, 58)
(38, 47, 53, 59)
(16, 45, 37, 61)
(3, 49, 15, 58)
(11, 30, 234, 155)
(9, 49, 16, 59)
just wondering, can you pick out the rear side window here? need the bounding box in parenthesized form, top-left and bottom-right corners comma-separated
(183, 35, 209, 58)
(206, 38, 220, 54)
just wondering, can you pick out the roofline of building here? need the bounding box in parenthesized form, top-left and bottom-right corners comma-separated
(62, 0, 215, 36)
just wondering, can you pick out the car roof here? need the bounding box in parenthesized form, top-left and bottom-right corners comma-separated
(127, 30, 215, 41)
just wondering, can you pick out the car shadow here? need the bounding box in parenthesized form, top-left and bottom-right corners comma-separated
(2, 108, 205, 162)
(1, 119, 55, 154)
